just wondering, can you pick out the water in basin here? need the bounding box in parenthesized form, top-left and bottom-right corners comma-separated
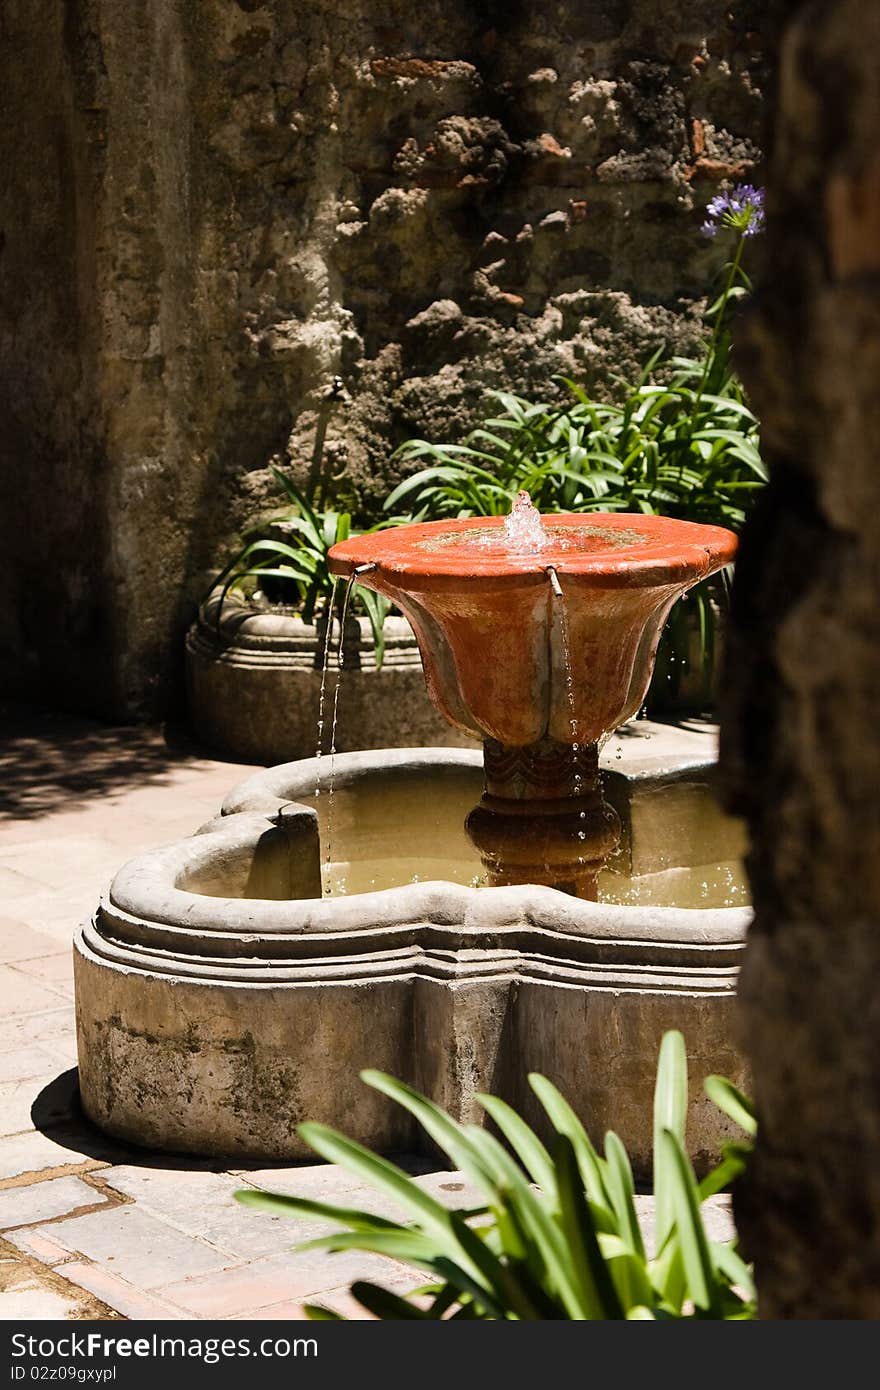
(298, 765, 749, 909)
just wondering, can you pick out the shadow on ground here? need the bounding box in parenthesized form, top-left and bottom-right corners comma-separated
(30, 1070, 435, 1177)
(0, 701, 245, 820)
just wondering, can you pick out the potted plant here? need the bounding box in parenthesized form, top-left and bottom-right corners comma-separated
(187, 470, 466, 764)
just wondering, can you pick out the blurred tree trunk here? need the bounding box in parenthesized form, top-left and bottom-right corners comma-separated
(720, 0, 880, 1318)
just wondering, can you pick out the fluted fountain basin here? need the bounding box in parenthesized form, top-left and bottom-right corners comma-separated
(74, 725, 750, 1176)
(328, 512, 737, 747)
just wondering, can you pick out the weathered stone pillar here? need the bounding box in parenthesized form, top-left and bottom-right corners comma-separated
(720, 0, 880, 1318)
(466, 738, 620, 899)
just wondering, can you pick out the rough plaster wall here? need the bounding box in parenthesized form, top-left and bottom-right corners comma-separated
(0, 1, 764, 717)
(0, 2, 110, 707)
(720, 0, 880, 1318)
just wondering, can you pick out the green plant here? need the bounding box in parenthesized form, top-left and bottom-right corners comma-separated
(236, 1030, 757, 1320)
(386, 359, 764, 531)
(211, 469, 393, 664)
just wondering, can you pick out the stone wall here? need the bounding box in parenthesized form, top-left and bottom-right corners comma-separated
(0, 1, 764, 717)
(719, 0, 880, 1318)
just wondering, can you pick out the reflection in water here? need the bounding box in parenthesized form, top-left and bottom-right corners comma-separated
(305, 773, 749, 909)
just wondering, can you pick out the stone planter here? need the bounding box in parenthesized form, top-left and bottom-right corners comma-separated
(186, 590, 469, 763)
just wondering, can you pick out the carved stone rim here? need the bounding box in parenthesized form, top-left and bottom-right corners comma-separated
(189, 588, 418, 654)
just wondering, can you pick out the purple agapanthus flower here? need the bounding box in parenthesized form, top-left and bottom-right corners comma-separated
(701, 184, 765, 238)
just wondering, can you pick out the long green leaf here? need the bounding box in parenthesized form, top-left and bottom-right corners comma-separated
(602, 1131, 645, 1260)
(653, 1030, 688, 1249)
(235, 1188, 400, 1231)
(462, 1127, 591, 1319)
(554, 1135, 625, 1319)
(704, 1076, 758, 1137)
(711, 1242, 755, 1301)
(660, 1129, 722, 1317)
(528, 1073, 612, 1213)
(302, 1304, 347, 1320)
(476, 1093, 557, 1196)
(361, 1071, 498, 1195)
(295, 1122, 466, 1248)
(350, 1282, 431, 1320)
(291, 1229, 444, 1267)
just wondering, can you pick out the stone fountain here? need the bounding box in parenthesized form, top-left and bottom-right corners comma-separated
(74, 502, 747, 1175)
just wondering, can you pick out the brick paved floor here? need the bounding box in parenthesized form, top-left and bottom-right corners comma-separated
(0, 702, 734, 1321)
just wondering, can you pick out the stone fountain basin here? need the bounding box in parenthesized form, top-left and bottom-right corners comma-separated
(74, 726, 750, 1176)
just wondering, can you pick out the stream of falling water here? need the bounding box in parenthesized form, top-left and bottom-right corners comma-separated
(549, 571, 589, 853)
(322, 573, 357, 890)
(314, 577, 340, 798)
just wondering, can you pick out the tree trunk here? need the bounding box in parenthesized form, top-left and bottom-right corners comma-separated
(720, 0, 880, 1318)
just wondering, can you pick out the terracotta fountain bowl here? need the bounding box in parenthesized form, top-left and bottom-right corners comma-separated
(329, 513, 737, 748)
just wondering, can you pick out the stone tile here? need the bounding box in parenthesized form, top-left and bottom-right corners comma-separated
(411, 1170, 486, 1209)
(0, 1128, 99, 1181)
(236, 1164, 360, 1199)
(100, 1166, 325, 1259)
(105, 787, 215, 824)
(0, 811, 98, 847)
(158, 1250, 415, 1318)
(12, 953, 74, 988)
(0, 965, 70, 1016)
(239, 1172, 407, 1224)
(305, 1268, 428, 1321)
(5, 1228, 78, 1264)
(239, 1158, 429, 1201)
(0, 1248, 109, 1320)
(0, 1007, 76, 1054)
(40, 1205, 235, 1288)
(0, 893, 96, 936)
(0, 919, 61, 965)
(239, 1161, 443, 1226)
(307, 1286, 374, 1320)
(40, 1036, 80, 1068)
(0, 866, 53, 903)
(0, 1044, 61, 1084)
(0, 1285, 82, 1320)
(0, 837, 121, 893)
(0, 1175, 106, 1229)
(0, 1076, 63, 1137)
(58, 1263, 189, 1321)
(230, 1303, 309, 1320)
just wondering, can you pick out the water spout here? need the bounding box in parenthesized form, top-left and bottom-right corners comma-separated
(545, 565, 563, 598)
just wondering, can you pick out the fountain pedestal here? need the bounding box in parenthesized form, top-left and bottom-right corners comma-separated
(466, 737, 620, 898)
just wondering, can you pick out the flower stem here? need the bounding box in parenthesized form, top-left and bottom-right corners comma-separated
(691, 230, 746, 421)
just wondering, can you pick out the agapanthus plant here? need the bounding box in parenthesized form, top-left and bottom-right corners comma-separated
(693, 182, 765, 408)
